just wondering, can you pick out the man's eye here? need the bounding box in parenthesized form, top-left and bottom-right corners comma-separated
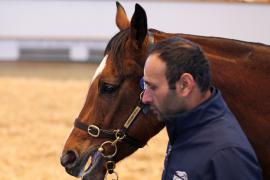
(144, 82, 149, 90)
(144, 82, 156, 91)
(100, 82, 119, 94)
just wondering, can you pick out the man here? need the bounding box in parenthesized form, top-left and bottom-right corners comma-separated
(142, 37, 262, 180)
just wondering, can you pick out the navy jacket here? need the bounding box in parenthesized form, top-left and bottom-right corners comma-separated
(162, 87, 262, 180)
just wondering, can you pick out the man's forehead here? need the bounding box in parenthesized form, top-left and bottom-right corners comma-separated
(145, 54, 166, 72)
(144, 54, 167, 83)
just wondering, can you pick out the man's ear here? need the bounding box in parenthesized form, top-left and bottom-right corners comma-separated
(175, 73, 195, 97)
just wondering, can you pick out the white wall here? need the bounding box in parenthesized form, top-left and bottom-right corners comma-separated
(0, 1, 269, 61)
(0, 1, 270, 44)
(0, 40, 18, 60)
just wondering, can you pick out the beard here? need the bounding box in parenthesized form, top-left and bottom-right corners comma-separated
(150, 106, 177, 123)
(149, 101, 188, 123)
(142, 104, 165, 121)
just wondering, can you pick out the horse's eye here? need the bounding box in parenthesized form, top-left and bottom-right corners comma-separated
(100, 82, 119, 94)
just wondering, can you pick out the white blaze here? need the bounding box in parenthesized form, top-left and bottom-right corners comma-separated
(90, 54, 108, 84)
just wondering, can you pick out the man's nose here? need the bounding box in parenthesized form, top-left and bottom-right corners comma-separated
(142, 89, 152, 104)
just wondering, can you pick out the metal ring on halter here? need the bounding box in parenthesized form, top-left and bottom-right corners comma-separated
(98, 141, 118, 158)
(113, 129, 126, 140)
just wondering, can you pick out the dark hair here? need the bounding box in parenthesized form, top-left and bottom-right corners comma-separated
(149, 37, 211, 92)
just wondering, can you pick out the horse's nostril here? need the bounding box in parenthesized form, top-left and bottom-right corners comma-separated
(60, 150, 78, 168)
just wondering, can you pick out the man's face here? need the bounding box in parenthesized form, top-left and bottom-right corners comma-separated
(142, 53, 183, 121)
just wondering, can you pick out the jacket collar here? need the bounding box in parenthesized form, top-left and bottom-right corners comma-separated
(165, 87, 228, 144)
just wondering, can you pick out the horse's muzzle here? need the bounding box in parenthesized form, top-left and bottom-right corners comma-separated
(60, 150, 81, 176)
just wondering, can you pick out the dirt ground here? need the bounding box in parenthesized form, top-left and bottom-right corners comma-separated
(0, 61, 167, 180)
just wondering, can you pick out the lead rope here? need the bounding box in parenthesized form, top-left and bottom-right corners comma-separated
(101, 135, 122, 180)
(98, 130, 125, 180)
(105, 161, 118, 180)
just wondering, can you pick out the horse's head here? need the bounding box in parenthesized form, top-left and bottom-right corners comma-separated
(60, 2, 164, 180)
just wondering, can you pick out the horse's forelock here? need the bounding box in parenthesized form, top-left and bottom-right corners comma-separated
(105, 29, 130, 71)
(105, 29, 147, 78)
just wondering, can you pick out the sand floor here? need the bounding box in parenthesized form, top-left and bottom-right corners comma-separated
(0, 61, 167, 180)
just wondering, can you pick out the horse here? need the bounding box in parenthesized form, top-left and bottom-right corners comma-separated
(60, 2, 270, 180)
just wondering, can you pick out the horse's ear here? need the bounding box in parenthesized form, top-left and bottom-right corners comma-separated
(130, 3, 148, 49)
(116, 1, 130, 30)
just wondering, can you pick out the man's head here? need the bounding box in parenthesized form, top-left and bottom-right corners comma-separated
(142, 37, 211, 120)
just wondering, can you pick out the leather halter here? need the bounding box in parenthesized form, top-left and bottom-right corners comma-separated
(74, 31, 154, 149)
(73, 31, 154, 177)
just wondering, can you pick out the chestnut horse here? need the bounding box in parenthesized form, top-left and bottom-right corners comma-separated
(61, 2, 270, 180)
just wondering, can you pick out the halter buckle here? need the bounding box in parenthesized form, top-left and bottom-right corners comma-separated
(88, 125, 100, 137)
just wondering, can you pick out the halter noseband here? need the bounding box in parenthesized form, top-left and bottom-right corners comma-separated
(74, 99, 145, 149)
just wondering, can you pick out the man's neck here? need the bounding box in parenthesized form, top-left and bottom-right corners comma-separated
(186, 88, 212, 110)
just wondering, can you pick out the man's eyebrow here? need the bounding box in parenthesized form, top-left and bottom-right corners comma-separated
(144, 80, 156, 89)
(143, 79, 150, 84)
(143, 79, 152, 86)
